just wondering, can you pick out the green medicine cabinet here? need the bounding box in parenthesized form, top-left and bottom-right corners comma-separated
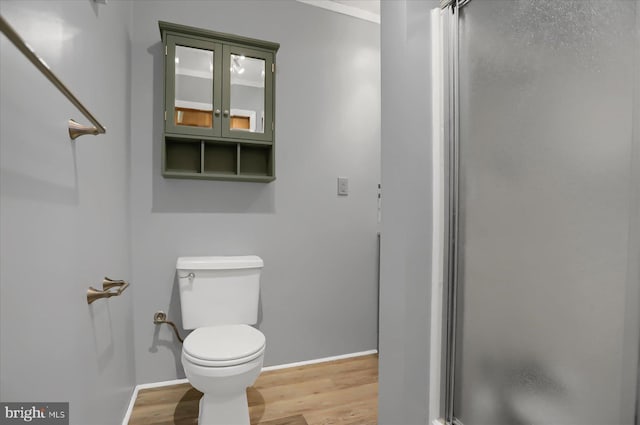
(159, 21, 279, 182)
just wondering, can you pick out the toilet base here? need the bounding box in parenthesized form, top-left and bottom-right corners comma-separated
(198, 392, 250, 425)
(181, 339, 264, 425)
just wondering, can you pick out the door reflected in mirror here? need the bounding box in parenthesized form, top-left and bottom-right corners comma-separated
(175, 45, 214, 128)
(229, 54, 265, 133)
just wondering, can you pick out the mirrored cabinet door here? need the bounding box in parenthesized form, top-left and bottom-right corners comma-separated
(165, 35, 222, 137)
(222, 45, 274, 142)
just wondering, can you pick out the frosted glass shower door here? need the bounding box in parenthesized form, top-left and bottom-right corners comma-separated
(452, 1, 639, 424)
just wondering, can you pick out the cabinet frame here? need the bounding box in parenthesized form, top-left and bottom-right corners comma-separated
(159, 21, 279, 182)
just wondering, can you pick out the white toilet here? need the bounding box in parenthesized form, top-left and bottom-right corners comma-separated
(177, 256, 266, 425)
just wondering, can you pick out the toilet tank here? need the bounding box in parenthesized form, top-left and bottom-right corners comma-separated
(177, 256, 263, 330)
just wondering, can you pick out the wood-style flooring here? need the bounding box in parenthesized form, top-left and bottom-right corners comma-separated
(128, 354, 378, 425)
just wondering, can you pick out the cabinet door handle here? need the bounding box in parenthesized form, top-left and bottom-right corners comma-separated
(214, 109, 221, 117)
(223, 110, 229, 117)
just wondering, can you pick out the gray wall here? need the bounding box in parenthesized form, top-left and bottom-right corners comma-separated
(130, 0, 381, 384)
(378, 1, 438, 423)
(0, 1, 135, 424)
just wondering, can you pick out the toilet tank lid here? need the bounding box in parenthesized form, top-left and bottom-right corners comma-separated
(176, 256, 263, 270)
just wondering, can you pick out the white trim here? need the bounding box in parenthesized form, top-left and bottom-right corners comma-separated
(432, 420, 446, 425)
(120, 378, 191, 425)
(121, 387, 137, 425)
(261, 349, 378, 372)
(121, 350, 377, 424)
(136, 377, 190, 391)
(429, 7, 445, 424)
(296, 0, 380, 24)
(175, 100, 213, 111)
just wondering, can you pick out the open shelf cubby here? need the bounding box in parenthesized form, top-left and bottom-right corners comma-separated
(163, 136, 274, 182)
(203, 143, 237, 175)
(240, 145, 272, 176)
(165, 139, 201, 173)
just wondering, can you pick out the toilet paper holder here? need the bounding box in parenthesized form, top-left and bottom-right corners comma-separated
(87, 277, 129, 305)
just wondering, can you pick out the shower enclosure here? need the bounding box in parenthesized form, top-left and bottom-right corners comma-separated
(439, 1, 640, 424)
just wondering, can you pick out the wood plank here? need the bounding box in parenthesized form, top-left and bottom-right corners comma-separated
(129, 386, 200, 425)
(304, 399, 378, 425)
(255, 356, 377, 389)
(248, 378, 336, 406)
(257, 415, 308, 425)
(251, 383, 377, 424)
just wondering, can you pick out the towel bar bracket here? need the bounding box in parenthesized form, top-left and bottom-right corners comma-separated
(68, 119, 99, 140)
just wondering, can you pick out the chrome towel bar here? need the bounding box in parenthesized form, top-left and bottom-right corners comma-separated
(0, 15, 107, 139)
(87, 277, 129, 304)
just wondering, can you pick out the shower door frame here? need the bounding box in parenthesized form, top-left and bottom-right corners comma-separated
(438, 1, 640, 424)
(439, 1, 467, 424)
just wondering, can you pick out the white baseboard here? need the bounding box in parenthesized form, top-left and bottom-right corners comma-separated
(121, 349, 378, 425)
(261, 349, 378, 372)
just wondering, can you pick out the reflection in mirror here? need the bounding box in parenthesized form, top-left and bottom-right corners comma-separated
(229, 54, 265, 133)
(174, 45, 214, 128)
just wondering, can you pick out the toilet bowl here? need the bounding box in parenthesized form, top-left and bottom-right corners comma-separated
(181, 325, 265, 425)
(177, 256, 265, 425)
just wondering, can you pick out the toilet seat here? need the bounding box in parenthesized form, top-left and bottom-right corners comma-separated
(183, 324, 266, 367)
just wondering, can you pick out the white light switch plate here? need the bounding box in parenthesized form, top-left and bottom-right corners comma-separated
(337, 177, 349, 196)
